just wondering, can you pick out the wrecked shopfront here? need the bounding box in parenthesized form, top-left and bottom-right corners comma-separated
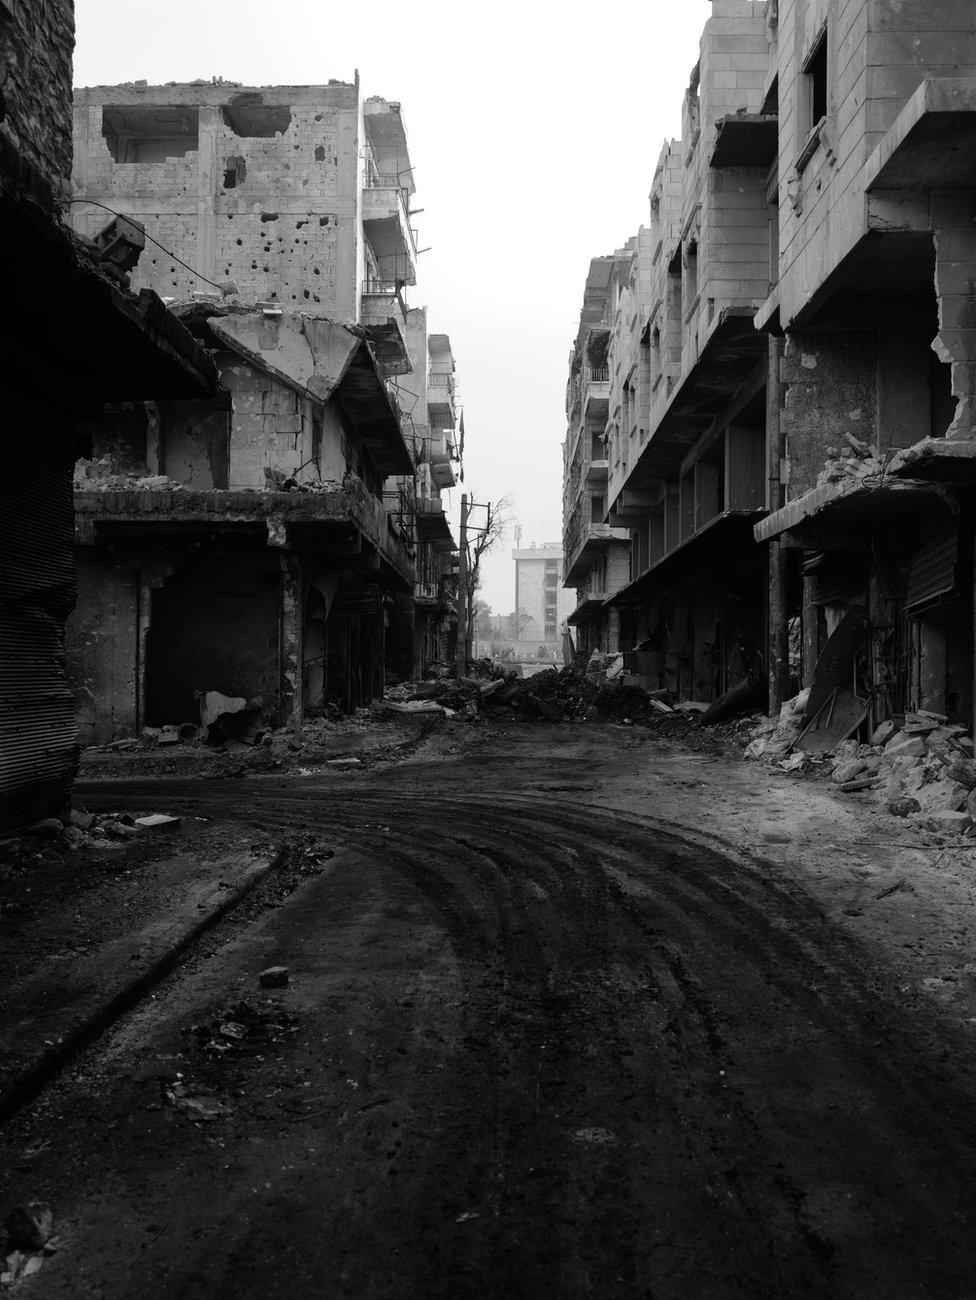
(68, 308, 416, 745)
(0, 0, 217, 834)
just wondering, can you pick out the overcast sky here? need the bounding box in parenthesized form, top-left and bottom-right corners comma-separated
(74, 0, 712, 614)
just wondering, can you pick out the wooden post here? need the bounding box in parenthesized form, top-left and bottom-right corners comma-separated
(456, 493, 468, 680)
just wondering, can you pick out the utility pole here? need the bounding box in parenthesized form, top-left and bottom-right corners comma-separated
(456, 492, 468, 680)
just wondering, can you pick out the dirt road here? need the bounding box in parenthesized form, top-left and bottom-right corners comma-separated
(5, 724, 976, 1297)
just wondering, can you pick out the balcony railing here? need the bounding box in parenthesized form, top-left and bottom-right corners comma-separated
(588, 367, 609, 383)
(362, 278, 399, 296)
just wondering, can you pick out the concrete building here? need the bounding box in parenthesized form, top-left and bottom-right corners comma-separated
(562, 254, 632, 656)
(562, 0, 976, 731)
(513, 544, 576, 658)
(755, 0, 976, 727)
(0, 1, 216, 834)
(565, 0, 772, 698)
(68, 79, 461, 740)
(71, 80, 416, 321)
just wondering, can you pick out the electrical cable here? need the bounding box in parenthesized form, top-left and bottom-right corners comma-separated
(68, 198, 226, 291)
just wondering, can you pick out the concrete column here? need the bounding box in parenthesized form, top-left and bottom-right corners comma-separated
(768, 541, 791, 712)
(280, 556, 303, 729)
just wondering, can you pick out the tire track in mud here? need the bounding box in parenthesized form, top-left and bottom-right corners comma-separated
(79, 774, 976, 1295)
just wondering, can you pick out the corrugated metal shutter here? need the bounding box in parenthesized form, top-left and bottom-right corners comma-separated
(0, 411, 78, 836)
(804, 553, 868, 606)
(906, 524, 957, 615)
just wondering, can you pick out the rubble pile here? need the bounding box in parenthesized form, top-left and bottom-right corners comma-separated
(815, 432, 887, 489)
(745, 699, 976, 836)
(2, 807, 180, 860)
(73, 458, 183, 492)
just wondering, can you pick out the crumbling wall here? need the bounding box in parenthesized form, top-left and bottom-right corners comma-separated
(932, 194, 976, 437)
(159, 400, 230, 488)
(221, 360, 312, 488)
(0, 0, 74, 199)
(781, 332, 878, 496)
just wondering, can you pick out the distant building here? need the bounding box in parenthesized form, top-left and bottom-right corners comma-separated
(512, 543, 575, 657)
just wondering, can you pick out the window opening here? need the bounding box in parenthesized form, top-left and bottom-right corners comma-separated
(805, 30, 828, 130)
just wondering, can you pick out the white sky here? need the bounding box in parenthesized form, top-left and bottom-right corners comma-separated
(74, 0, 712, 614)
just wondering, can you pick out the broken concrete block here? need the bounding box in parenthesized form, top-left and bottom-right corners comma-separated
(134, 814, 181, 831)
(259, 966, 289, 988)
(921, 810, 972, 834)
(888, 797, 921, 817)
(24, 819, 63, 837)
(885, 735, 927, 759)
(871, 720, 896, 746)
(832, 759, 868, 784)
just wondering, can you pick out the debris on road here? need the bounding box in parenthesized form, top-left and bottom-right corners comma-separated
(134, 814, 182, 832)
(164, 1080, 232, 1122)
(4, 1205, 53, 1252)
(1, 1204, 58, 1289)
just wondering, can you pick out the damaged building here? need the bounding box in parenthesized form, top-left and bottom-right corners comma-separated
(563, 0, 976, 737)
(755, 0, 976, 736)
(0, 1, 217, 834)
(67, 78, 462, 743)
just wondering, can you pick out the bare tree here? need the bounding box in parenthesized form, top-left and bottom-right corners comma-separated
(462, 495, 512, 663)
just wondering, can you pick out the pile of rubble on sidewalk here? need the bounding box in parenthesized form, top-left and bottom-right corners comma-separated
(3, 807, 181, 863)
(744, 692, 976, 836)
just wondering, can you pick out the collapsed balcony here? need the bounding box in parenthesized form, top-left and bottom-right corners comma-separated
(74, 481, 416, 590)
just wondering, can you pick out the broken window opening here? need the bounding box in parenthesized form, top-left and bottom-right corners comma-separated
(221, 104, 292, 138)
(804, 29, 828, 133)
(102, 106, 200, 163)
(685, 239, 699, 307)
(223, 155, 246, 189)
(930, 349, 958, 438)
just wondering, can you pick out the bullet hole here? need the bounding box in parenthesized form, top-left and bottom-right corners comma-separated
(296, 219, 308, 228)
(319, 216, 328, 226)
(263, 266, 269, 272)
(260, 212, 279, 222)
(303, 289, 310, 299)
(313, 294, 320, 303)
(251, 261, 258, 270)
(236, 238, 243, 245)
(313, 266, 320, 275)
(314, 145, 325, 161)
(314, 114, 323, 121)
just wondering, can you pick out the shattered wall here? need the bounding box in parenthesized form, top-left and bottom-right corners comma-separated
(71, 84, 360, 316)
(0, 0, 74, 199)
(780, 328, 944, 497)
